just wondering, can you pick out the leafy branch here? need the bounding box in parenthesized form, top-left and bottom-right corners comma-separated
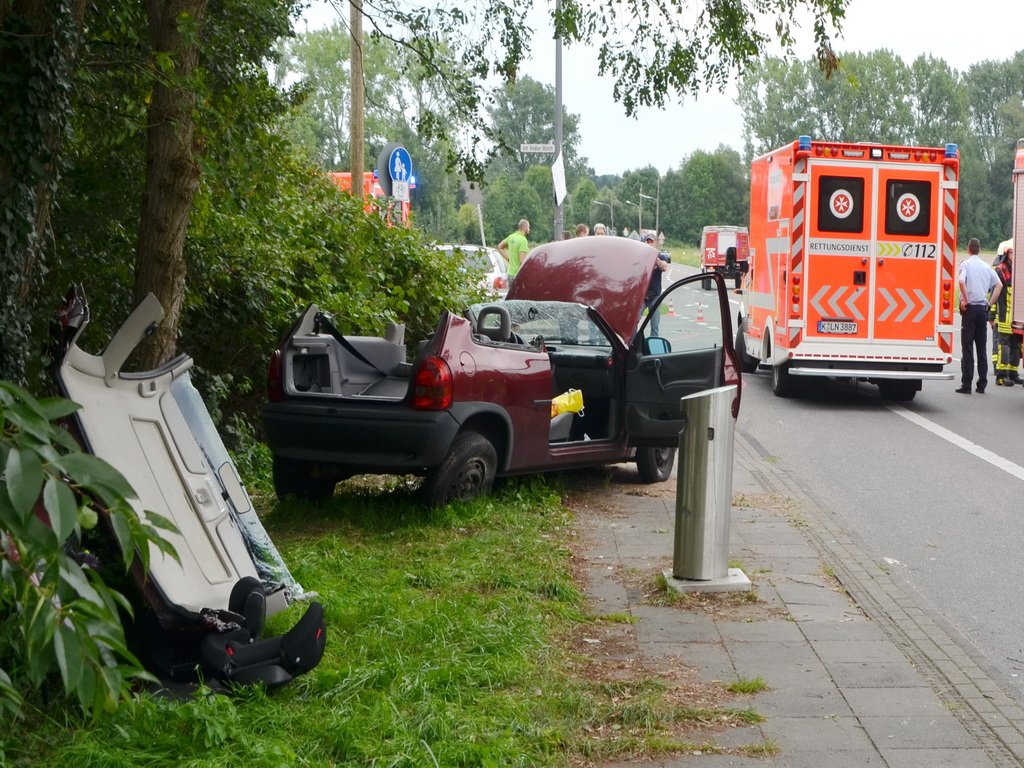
(0, 382, 177, 718)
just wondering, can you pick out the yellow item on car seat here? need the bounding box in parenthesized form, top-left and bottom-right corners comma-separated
(551, 389, 584, 418)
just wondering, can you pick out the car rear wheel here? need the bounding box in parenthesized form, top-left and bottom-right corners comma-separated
(636, 446, 676, 483)
(735, 320, 759, 374)
(771, 361, 798, 398)
(878, 380, 918, 402)
(272, 456, 338, 502)
(421, 431, 497, 507)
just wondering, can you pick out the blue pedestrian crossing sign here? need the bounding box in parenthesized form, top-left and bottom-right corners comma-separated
(388, 146, 412, 202)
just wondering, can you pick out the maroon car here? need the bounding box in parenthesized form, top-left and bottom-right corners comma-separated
(263, 236, 741, 506)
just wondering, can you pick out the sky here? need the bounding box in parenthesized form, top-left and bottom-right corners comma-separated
(302, 0, 1022, 176)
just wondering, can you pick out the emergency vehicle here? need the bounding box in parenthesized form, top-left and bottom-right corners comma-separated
(327, 170, 411, 226)
(737, 136, 959, 400)
(700, 225, 749, 288)
(1010, 139, 1024, 332)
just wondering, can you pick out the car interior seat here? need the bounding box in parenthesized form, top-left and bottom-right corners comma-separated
(476, 305, 512, 343)
(199, 579, 326, 688)
(549, 411, 573, 442)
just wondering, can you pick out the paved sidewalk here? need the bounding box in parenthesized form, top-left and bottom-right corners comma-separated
(573, 432, 1024, 767)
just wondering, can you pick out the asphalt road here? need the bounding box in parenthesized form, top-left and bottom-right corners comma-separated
(733, 315, 1024, 703)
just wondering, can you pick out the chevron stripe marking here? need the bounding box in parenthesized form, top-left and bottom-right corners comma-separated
(913, 289, 932, 323)
(878, 288, 897, 322)
(827, 286, 847, 317)
(847, 288, 865, 320)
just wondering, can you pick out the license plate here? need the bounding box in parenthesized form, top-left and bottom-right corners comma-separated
(818, 320, 858, 334)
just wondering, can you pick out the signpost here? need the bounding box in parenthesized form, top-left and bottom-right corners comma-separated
(375, 142, 413, 198)
(520, 143, 555, 154)
(388, 145, 412, 202)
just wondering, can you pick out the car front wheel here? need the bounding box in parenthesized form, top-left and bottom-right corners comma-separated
(421, 431, 498, 507)
(636, 446, 676, 483)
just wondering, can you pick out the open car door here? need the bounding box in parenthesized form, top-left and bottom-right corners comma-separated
(625, 272, 741, 446)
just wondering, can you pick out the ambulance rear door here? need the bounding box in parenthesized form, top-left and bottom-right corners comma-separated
(871, 165, 943, 344)
(804, 160, 874, 341)
(804, 157, 943, 346)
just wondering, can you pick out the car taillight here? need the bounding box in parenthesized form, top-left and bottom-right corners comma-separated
(412, 356, 453, 410)
(494, 275, 508, 291)
(266, 350, 284, 402)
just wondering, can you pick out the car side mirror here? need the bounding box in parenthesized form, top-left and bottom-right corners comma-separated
(644, 336, 671, 355)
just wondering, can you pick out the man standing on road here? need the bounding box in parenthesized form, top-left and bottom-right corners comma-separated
(642, 232, 670, 336)
(991, 245, 1020, 386)
(593, 222, 607, 235)
(498, 219, 530, 289)
(957, 237, 1002, 394)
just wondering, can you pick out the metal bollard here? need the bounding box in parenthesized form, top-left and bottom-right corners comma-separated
(673, 384, 738, 580)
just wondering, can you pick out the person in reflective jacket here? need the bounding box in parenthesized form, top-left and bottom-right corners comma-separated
(992, 245, 1021, 386)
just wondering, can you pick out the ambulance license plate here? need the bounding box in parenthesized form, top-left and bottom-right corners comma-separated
(818, 320, 858, 334)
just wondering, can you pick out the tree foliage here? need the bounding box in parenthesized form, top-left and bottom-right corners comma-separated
(0, 383, 177, 718)
(661, 148, 748, 244)
(738, 50, 1024, 247)
(0, 1, 84, 385)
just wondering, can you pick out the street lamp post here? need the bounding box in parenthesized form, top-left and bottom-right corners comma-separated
(640, 193, 656, 236)
(656, 177, 660, 235)
(590, 200, 613, 233)
(624, 200, 641, 233)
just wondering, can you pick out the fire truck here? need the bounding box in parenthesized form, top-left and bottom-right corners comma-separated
(736, 136, 959, 400)
(700, 225, 749, 288)
(1010, 139, 1024, 332)
(327, 171, 410, 226)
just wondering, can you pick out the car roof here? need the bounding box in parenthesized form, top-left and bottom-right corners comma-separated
(507, 236, 655, 342)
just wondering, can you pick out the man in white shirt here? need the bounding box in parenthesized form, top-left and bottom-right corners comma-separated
(957, 237, 1002, 394)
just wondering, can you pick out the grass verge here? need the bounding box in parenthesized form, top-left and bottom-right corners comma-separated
(6, 473, 760, 767)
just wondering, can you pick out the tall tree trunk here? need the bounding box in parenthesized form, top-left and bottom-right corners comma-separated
(134, 0, 207, 369)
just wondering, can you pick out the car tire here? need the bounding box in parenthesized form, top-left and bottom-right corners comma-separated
(272, 456, 338, 502)
(636, 446, 676, 483)
(878, 380, 918, 402)
(421, 431, 497, 507)
(771, 361, 798, 398)
(735, 320, 759, 374)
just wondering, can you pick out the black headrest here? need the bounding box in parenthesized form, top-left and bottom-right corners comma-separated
(476, 305, 511, 342)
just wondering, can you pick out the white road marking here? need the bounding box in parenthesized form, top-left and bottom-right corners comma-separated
(887, 404, 1024, 481)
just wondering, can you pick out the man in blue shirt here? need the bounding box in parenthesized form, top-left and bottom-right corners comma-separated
(642, 232, 670, 335)
(957, 238, 1002, 394)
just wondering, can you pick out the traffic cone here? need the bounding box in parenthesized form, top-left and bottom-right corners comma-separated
(667, 300, 676, 317)
(696, 302, 705, 323)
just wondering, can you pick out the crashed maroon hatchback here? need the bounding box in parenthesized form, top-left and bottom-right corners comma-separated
(263, 236, 741, 506)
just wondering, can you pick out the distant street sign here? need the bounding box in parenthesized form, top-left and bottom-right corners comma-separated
(377, 143, 412, 198)
(520, 143, 555, 153)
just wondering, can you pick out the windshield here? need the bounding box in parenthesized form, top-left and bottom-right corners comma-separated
(468, 300, 611, 347)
